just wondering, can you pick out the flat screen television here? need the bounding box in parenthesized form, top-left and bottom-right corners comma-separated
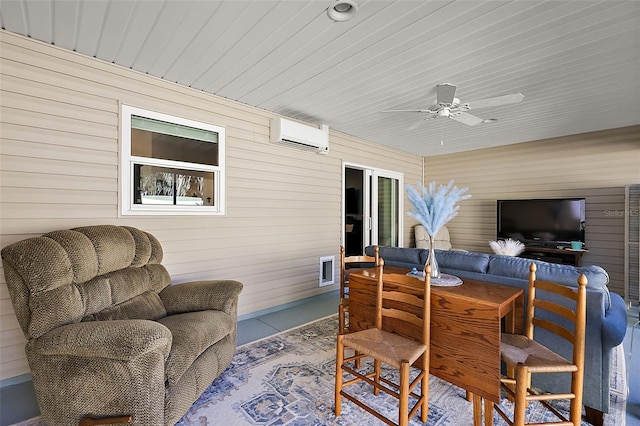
(496, 198, 586, 246)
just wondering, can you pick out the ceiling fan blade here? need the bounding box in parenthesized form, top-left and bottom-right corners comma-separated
(451, 112, 485, 126)
(467, 93, 524, 110)
(381, 109, 435, 113)
(436, 83, 457, 105)
(407, 120, 426, 131)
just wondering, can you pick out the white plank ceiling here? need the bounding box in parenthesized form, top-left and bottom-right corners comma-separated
(1, 0, 639, 156)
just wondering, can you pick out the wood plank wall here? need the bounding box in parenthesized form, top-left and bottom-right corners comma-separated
(424, 126, 640, 298)
(0, 31, 422, 382)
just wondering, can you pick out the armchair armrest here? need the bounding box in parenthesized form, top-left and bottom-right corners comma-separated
(28, 320, 172, 361)
(26, 320, 171, 424)
(159, 280, 243, 315)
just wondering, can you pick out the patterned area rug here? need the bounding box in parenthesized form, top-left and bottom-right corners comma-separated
(177, 315, 626, 426)
(14, 315, 626, 425)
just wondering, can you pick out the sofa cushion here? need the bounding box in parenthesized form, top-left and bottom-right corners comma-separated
(487, 255, 609, 287)
(83, 290, 167, 322)
(487, 255, 610, 307)
(158, 310, 235, 386)
(432, 250, 490, 273)
(368, 246, 424, 269)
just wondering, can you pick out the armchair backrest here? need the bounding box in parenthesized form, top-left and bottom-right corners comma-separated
(1, 225, 171, 339)
(414, 224, 452, 250)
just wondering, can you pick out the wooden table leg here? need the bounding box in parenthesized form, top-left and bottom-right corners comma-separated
(483, 398, 494, 426)
(472, 393, 482, 426)
(471, 393, 495, 426)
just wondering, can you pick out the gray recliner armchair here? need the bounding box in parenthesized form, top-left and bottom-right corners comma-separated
(1, 225, 243, 425)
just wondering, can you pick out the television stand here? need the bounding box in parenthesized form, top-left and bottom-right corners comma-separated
(520, 246, 587, 267)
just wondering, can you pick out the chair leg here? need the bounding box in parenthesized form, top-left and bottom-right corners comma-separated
(335, 334, 344, 416)
(399, 362, 409, 426)
(505, 365, 516, 403)
(373, 358, 381, 396)
(514, 365, 528, 426)
(421, 364, 428, 423)
(570, 370, 584, 425)
(338, 304, 345, 334)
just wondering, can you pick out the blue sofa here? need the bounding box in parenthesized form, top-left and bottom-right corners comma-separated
(364, 245, 627, 420)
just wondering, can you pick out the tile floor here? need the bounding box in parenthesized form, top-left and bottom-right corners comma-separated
(1, 292, 639, 426)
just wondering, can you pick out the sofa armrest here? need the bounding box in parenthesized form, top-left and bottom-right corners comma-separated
(159, 280, 243, 315)
(28, 320, 172, 360)
(602, 292, 628, 349)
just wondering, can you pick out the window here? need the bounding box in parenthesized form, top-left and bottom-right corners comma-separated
(120, 105, 225, 215)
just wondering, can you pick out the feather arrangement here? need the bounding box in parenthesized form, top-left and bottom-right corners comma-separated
(489, 239, 526, 256)
(406, 180, 471, 236)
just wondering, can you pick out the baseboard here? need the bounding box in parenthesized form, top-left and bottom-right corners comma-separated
(237, 290, 338, 322)
(0, 372, 32, 389)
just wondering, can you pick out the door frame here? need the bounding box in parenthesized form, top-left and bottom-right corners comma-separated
(342, 161, 404, 250)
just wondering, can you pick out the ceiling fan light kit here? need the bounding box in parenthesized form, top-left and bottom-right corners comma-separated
(382, 83, 524, 127)
(328, 0, 358, 22)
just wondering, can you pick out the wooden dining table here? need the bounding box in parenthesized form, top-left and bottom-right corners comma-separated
(347, 266, 524, 412)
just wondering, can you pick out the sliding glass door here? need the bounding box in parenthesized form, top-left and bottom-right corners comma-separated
(374, 172, 400, 247)
(344, 164, 402, 255)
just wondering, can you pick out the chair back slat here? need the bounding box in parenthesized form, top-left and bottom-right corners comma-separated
(345, 255, 377, 264)
(533, 298, 576, 322)
(383, 289, 424, 307)
(382, 307, 423, 327)
(341, 246, 378, 299)
(531, 317, 575, 343)
(535, 280, 581, 302)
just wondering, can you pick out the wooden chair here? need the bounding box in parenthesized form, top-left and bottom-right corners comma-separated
(339, 245, 379, 334)
(79, 416, 133, 426)
(335, 258, 431, 426)
(476, 262, 588, 426)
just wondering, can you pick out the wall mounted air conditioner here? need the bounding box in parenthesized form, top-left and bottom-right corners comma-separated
(270, 117, 329, 154)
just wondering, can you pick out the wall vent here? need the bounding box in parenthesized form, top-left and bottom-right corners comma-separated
(319, 255, 335, 287)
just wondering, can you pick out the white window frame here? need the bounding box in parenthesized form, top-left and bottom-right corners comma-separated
(119, 104, 226, 216)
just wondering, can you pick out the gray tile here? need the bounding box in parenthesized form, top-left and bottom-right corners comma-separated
(0, 380, 39, 426)
(237, 318, 279, 346)
(257, 295, 338, 332)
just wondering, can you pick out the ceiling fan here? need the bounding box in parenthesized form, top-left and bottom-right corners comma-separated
(382, 83, 524, 127)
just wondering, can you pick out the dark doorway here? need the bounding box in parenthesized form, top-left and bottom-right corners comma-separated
(345, 167, 365, 256)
